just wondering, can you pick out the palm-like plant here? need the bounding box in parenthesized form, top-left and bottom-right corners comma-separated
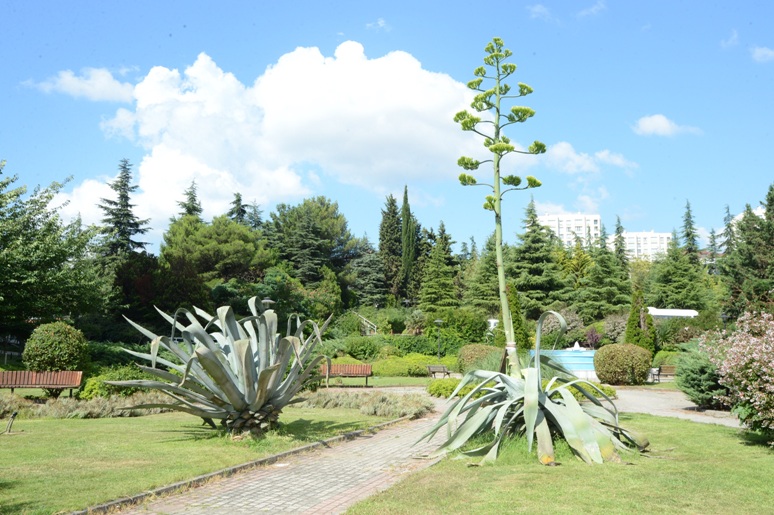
(108, 297, 329, 436)
(418, 312, 648, 464)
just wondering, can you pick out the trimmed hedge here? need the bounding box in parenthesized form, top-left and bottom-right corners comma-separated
(594, 343, 652, 385)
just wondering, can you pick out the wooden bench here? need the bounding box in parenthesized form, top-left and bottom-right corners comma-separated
(427, 365, 451, 378)
(0, 370, 83, 396)
(649, 365, 677, 383)
(320, 364, 373, 387)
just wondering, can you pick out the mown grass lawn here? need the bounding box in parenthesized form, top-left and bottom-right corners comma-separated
(0, 406, 388, 514)
(348, 414, 774, 515)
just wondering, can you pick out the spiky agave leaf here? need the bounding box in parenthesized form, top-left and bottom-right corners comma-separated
(417, 310, 648, 464)
(107, 297, 329, 436)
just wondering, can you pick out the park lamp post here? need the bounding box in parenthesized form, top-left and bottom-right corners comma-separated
(434, 319, 444, 361)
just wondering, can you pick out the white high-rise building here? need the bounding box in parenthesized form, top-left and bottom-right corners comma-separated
(537, 213, 601, 247)
(607, 231, 673, 261)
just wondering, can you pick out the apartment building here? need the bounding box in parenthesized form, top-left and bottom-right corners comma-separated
(537, 213, 601, 248)
(607, 230, 673, 261)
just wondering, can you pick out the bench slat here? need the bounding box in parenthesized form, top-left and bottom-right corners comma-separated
(0, 370, 83, 388)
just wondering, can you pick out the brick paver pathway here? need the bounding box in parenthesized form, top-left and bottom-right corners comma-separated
(118, 395, 448, 514)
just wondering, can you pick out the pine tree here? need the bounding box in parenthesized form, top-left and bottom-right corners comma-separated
(574, 236, 631, 324)
(246, 201, 263, 230)
(419, 238, 459, 312)
(707, 229, 719, 275)
(178, 180, 203, 219)
(227, 192, 248, 225)
(98, 159, 149, 256)
(509, 199, 567, 320)
(399, 186, 419, 301)
(647, 232, 708, 311)
(462, 234, 501, 316)
(378, 194, 402, 301)
(682, 200, 700, 266)
(719, 204, 736, 254)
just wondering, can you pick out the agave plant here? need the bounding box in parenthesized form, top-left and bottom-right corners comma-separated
(107, 297, 329, 436)
(418, 311, 648, 465)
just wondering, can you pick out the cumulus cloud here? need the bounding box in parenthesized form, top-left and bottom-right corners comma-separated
(28, 68, 134, 102)
(632, 114, 702, 136)
(751, 46, 774, 62)
(578, 1, 606, 17)
(56, 43, 481, 233)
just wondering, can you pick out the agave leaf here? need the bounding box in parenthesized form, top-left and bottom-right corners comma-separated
(268, 337, 295, 393)
(523, 367, 539, 451)
(540, 397, 594, 463)
(153, 307, 190, 337)
(534, 412, 556, 465)
(274, 354, 326, 406)
(251, 363, 281, 410)
(234, 338, 258, 405)
(105, 379, 221, 410)
(556, 387, 604, 462)
(433, 404, 497, 455)
(194, 344, 247, 411)
(134, 365, 225, 406)
(123, 316, 159, 343)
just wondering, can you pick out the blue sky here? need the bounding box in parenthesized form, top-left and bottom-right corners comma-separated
(2, 1, 772, 254)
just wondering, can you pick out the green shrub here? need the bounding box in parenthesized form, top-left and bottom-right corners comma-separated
(377, 345, 402, 358)
(470, 349, 504, 372)
(593, 343, 652, 385)
(330, 356, 364, 365)
(676, 350, 727, 410)
(344, 336, 380, 361)
(433, 307, 488, 342)
(552, 380, 617, 403)
(23, 322, 89, 398)
(316, 338, 348, 358)
(457, 344, 501, 373)
(80, 365, 154, 400)
(372, 357, 410, 377)
(428, 378, 475, 398)
(392, 335, 436, 356)
(652, 350, 682, 368)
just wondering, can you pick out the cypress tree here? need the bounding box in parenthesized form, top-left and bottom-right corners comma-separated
(378, 194, 402, 301)
(613, 216, 628, 269)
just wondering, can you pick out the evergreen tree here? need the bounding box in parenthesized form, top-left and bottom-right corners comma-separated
(719, 204, 736, 254)
(349, 249, 387, 308)
(462, 234, 501, 316)
(613, 216, 629, 269)
(494, 280, 531, 349)
(227, 192, 248, 225)
(509, 200, 567, 320)
(707, 229, 719, 275)
(682, 200, 700, 266)
(98, 159, 149, 256)
(399, 186, 420, 301)
(624, 287, 656, 353)
(719, 186, 774, 315)
(178, 180, 203, 219)
(378, 194, 402, 301)
(419, 238, 459, 312)
(647, 232, 708, 311)
(245, 201, 263, 230)
(574, 237, 631, 323)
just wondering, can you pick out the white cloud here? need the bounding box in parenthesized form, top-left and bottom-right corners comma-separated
(721, 29, 739, 48)
(77, 43, 479, 234)
(632, 114, 702, 136)
(535, 201, 572, 216)
(751, 46, 774, 62)
(546, 142, 599, 174)
(527, 4, 553, 21)
(29, 68, 134, 102)
(366, 18, 390, 31)
(578, 1, 606, 17)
